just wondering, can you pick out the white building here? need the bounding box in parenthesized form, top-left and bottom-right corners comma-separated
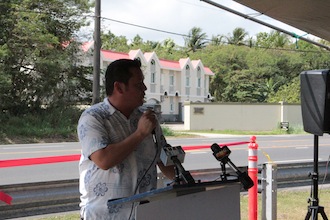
(81, 43, 214, 122)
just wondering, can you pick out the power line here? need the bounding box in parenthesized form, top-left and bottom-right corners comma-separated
(101, 17, 190, 39)
(100, 16, 329, 54)
(4, 5, 329, 54)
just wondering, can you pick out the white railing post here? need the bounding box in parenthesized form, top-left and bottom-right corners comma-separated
(261, 163, 277, 220)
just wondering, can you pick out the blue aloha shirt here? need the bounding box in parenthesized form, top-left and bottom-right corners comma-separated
(78, 98, 167, 220)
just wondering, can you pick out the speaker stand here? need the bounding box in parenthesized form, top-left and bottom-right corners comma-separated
(305, 135, 328, 220)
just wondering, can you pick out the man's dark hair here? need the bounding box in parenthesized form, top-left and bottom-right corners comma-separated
(105, 59, 142, 96)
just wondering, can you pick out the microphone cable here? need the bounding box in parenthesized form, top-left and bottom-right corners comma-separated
(127, 132, 159, 220)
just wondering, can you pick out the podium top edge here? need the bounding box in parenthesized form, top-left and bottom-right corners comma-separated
(107, 180, 239, 206)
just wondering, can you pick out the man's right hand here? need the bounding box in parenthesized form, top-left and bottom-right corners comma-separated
(137, 109, 157, 136)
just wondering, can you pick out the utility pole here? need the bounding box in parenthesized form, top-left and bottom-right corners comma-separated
(92, 0, 101, 104)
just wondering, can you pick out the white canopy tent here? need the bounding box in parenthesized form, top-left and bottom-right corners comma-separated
(233, 0, 330, 42)
(201, 0, 330, 50)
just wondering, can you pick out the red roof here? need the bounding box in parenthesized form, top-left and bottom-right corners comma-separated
(159, 59, 181, 69)
(80, 41, 214, 75)
(204, 67, 214, 75)
(82, 42, 94, 52)
(101, 50, 130, 60)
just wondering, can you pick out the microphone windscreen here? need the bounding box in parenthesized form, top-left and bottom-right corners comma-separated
(210, 143, 221, 153)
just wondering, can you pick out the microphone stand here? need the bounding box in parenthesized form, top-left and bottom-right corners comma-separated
(171, 156, 195, 185)
(305, 135, 328, 220)
(218, 155, 254, 190)
(212, 145, 254, 190)
(220, 160, 228, 181)
(160, 144, 195, 185)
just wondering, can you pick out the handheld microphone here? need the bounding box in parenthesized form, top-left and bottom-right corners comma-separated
(139, 105, 156, 115)
(139, 105, 157, 140)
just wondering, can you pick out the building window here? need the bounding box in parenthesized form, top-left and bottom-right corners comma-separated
(151, 73, 155, 83)
(185, 65, 190, 87)
(150, 59, 156, 83)
(170, 74, 174, 86)
(160, 69, 163, 83)
(197, 66, 201, 88)
(197, 78, 201, 87)
(186, 77, 190, 87)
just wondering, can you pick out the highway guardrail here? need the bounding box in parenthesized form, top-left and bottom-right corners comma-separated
(0, 161, 329, 219)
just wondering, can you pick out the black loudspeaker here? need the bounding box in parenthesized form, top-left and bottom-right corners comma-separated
(300, 69, 330, 136)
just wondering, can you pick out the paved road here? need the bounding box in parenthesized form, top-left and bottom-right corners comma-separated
(1, 134, 330, 185)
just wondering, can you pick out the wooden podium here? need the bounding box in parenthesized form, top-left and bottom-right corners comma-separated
(107, 180, 241, 220)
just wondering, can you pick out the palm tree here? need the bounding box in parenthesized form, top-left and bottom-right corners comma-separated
(260, 78, 282, 101)
(184, 27, 208, 52)
(130, 34, 143, 48)
(226, 27, 248, 46)
(210, 34, 224, 46)
(162, 38, 176, 53)
(270, 31, 290, 48)
(256, 31, 290, 48)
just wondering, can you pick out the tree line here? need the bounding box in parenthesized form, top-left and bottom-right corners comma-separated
(102, 27, 330, 104)
(1, 0, 330, 118)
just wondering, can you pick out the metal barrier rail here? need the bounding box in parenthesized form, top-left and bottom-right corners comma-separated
(0, 161, 329, 219)
(0, 179, 80, 219)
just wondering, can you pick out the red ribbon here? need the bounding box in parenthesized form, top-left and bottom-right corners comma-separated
(0, 191, 12, 205)
(0, 141, 250, 206)
(182, 141, 249, 151)
(0, 142, 250, 168)
(0, 155, 81, 168)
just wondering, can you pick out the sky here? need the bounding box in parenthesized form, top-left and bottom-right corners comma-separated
(84, 0, 310, 46)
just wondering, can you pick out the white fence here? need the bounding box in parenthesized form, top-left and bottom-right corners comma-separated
(183, 101, 302, 131)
